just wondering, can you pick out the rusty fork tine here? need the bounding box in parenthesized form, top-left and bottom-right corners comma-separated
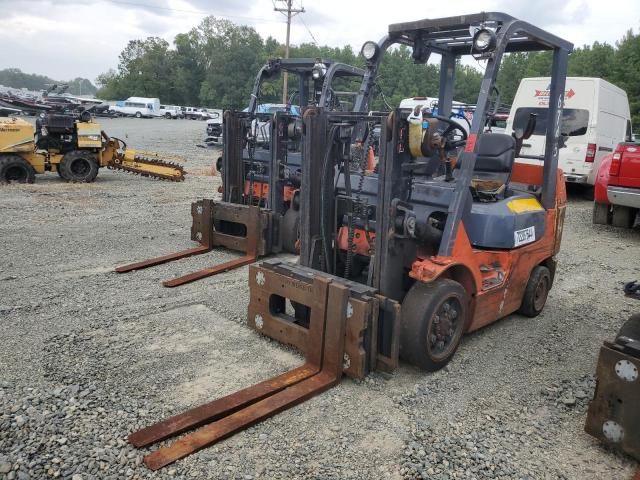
(128, 365, 318, 448)
(161, 205, 261, 288)
(115, 245, 211, 273)
(142, 282, 349, 471)
(162, 254, 257, 288)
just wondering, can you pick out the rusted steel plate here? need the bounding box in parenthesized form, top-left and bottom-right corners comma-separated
(129, 365, 317, 448)
(585, 343, 640, 461)
(140, 282, 348, 471)
(115, 245, 210, 273)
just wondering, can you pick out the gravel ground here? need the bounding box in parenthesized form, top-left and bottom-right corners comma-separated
(1, 117, 639, 480)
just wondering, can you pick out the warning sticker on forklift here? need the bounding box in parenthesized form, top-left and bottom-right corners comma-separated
(514, 226, 536, 247)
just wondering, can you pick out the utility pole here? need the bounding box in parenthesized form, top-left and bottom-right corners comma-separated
(274, 0, 304, 104)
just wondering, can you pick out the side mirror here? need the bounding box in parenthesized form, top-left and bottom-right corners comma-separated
(513, 114, 537, 157)
(523, 113, 537, 140)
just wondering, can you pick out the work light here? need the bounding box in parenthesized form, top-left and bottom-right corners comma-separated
(472, 28, 497, 53)
(361, 41, 379, 61)
(312, 62, 327, 80)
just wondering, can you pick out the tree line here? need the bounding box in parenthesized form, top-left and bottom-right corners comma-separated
(96, 17, 640, 126)
(0, 68, 97, 96)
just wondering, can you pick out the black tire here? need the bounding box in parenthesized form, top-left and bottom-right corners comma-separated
(592, 202, 611, 225)
(165, 113, 172, 119)
(400, 279, 468, 371)
(518, 265, 551, 317)
(59, 151, 99, 183)
(0, 155, 36, 184)
(612, 205, 633, 228)
(281, 208, 300, 254)
(618, 314, 640, 341)
(135, 112, 142, 118)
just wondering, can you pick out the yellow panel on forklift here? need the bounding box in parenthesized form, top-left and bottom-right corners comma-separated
(506, 197, 544, 213)
(76, 122, 103, 149)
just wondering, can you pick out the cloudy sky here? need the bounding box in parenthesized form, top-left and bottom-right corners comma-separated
(1, 0, 638, 82)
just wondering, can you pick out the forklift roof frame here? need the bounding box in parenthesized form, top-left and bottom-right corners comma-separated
(354, 12, 573, 256)
(247, 58, 366, 114)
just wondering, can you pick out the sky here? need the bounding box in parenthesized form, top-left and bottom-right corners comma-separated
(1, 0, 638, 83)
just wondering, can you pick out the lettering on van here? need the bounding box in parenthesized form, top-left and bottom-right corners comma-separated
(514, 226, 536, 247)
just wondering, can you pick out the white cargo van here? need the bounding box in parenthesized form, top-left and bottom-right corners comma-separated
(111, 97, 161, 118)
(506, 77, 632, 185)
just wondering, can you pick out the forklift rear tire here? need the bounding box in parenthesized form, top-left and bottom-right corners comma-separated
(612, 205, 633, 228)
(592, 202, 611, 225)
(518, 265, 551, 318)
(617, 314, 640, 341)
(60, 151, 99, 183)
(400, 279, 468, 372)
(281, 208, 300, 254)
(0, 155, 36, 184)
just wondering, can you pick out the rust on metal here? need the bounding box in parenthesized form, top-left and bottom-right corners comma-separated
(129, 275, 352, 470)
(115, 200, 214, 273)
(115, 202, 266, 287)
(161, 205, 261, 287)
(128, 364, 317, 448)
(585, 339, 640, 461)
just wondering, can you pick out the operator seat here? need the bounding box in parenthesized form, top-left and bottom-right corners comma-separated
(462, 133, 546, 249)
(469, 133, 515, 200)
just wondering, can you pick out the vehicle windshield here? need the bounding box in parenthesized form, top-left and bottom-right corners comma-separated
(513, 107, 589, 137)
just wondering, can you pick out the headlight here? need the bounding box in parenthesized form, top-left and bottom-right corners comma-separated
(312, 62, 327, 80)
(360, 41, 379, 61)
(472, 28, 496, 53)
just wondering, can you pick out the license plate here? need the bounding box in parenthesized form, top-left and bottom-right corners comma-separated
(514, 226, 536, 247)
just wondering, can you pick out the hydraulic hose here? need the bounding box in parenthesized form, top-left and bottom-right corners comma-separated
(319, 126, 340, 274)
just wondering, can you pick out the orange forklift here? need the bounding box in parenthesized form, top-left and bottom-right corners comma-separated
(129, 12, 573, 469)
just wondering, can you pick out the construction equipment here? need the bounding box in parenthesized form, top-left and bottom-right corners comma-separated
(586, 281, 640, 461)
(129, 13, 572, 468)
(0, 113, 185, 184)
(116, 58, 367, 286)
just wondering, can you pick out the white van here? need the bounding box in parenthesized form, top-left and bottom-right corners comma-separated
(111, 97, 161, 118)
(506, 77, 632, 185)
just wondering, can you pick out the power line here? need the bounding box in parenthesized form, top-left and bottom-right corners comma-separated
(296, 15, 318, 45)
(105, 0, 283, 24)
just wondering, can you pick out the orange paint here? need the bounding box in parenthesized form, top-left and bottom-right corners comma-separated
(244, 181, 269, 199)
(336, 227, 375, 257)
(409, 171, 567, 333)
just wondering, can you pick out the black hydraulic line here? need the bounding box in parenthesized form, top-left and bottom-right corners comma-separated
(320, 126, 340, 275)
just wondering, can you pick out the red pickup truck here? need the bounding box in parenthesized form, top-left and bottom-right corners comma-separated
(593, 142, 640, 227)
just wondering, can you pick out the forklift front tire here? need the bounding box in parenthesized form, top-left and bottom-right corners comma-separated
(518, 265, 551, 318)
(400, 279, 468, 372)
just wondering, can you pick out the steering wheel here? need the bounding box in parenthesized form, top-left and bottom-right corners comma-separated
(431, 115, 468, 150)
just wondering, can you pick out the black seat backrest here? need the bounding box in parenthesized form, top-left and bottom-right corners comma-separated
(473, 133, 516, 184)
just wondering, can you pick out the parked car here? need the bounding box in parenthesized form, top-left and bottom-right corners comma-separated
(183, 107, 208, 120)
(593, 141, 640, 227)
(507, 77, 632, 186)
(159, 105, 182, 119)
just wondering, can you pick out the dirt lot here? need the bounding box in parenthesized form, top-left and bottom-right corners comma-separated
(1, 117, 639, 480)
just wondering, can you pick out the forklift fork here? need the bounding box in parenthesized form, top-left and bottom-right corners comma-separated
(129, 275, 349, 470)
(115, 200, 270, 287)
